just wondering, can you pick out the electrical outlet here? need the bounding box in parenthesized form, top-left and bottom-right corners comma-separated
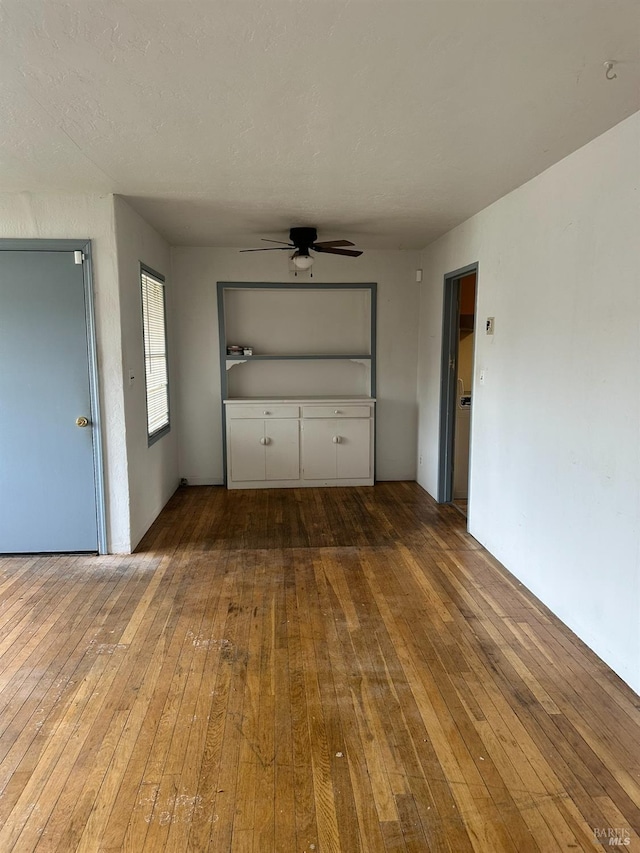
(486, 316, 495, 335)
(419, 454, 423, 465)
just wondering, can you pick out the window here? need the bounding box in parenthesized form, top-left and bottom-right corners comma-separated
(141, 265, 170, 443)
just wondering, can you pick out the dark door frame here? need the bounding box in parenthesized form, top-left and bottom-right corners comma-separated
(0, 238, 107, 553)
(438, 262, 479, 504)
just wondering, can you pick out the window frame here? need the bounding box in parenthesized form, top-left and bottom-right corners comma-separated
(140, 263, 170, 445)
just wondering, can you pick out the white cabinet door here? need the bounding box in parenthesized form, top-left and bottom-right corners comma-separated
(302, 419, 338, 480)
(265, 419, 299, 480)
(336, 418, 371, 479)
(229, 419, 266, 482)
(302, 417, 371, 480)
(229, 418, 299, 482)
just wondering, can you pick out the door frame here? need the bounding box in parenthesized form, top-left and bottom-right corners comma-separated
(0, 239, 107, 554)
(438, 262, 478, 504)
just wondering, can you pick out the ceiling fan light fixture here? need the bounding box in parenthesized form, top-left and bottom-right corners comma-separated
(240, 228, 362, 266)
(292, 253, 314, 270)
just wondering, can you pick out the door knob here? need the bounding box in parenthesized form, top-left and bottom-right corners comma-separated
(75, 416, 90, 428)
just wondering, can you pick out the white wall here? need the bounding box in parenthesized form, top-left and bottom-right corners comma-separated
(113, 197, 179, 549)
(0, 192, 130, 552)
(171, 248, 420, 485)
(417, 112, 640, 693)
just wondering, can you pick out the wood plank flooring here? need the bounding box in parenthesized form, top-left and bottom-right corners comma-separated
(0, 482, 638, 851)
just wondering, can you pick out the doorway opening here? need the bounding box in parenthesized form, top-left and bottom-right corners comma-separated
(438, 263, 478, 516)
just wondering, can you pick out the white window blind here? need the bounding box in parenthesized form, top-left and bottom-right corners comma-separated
(141, 267, 169, 441)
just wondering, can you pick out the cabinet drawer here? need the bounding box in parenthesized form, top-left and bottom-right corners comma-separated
(227, 405, 299, 419)
(302, 405, 371, 419)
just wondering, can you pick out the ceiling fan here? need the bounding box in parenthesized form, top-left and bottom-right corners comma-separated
(240, 227, 362, 271)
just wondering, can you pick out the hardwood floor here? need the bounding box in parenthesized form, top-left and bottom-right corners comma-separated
(0, 483, 638, 852)
(452, 498, 468, 518)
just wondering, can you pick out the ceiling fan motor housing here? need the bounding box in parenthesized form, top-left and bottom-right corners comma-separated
(290, 227, 317, 255)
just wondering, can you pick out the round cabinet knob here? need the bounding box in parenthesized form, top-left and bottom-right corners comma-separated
(263, 411, 270, 415)
(75, 416, 90, 428)
(259, 437, 266, 445)
(332, 435, 341, 444)
(334, 410, 341, 414)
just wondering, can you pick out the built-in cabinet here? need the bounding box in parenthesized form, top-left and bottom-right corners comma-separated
(225, 399, 374, 489)
(218, 283, 376, 489)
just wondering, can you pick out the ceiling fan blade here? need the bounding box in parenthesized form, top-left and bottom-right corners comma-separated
(239, 247, 292, 252)
(312, 239, 355, 248)
(261, 239, 294, 246)
(314, 247, 363, 257)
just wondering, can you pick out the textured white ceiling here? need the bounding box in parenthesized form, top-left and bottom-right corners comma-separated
(2, 1, 639, 249)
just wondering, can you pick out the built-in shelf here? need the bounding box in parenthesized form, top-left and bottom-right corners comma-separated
(225, 355, 373, 372)
(217, 282, 377, 483)
(225, 353, 372, 361)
